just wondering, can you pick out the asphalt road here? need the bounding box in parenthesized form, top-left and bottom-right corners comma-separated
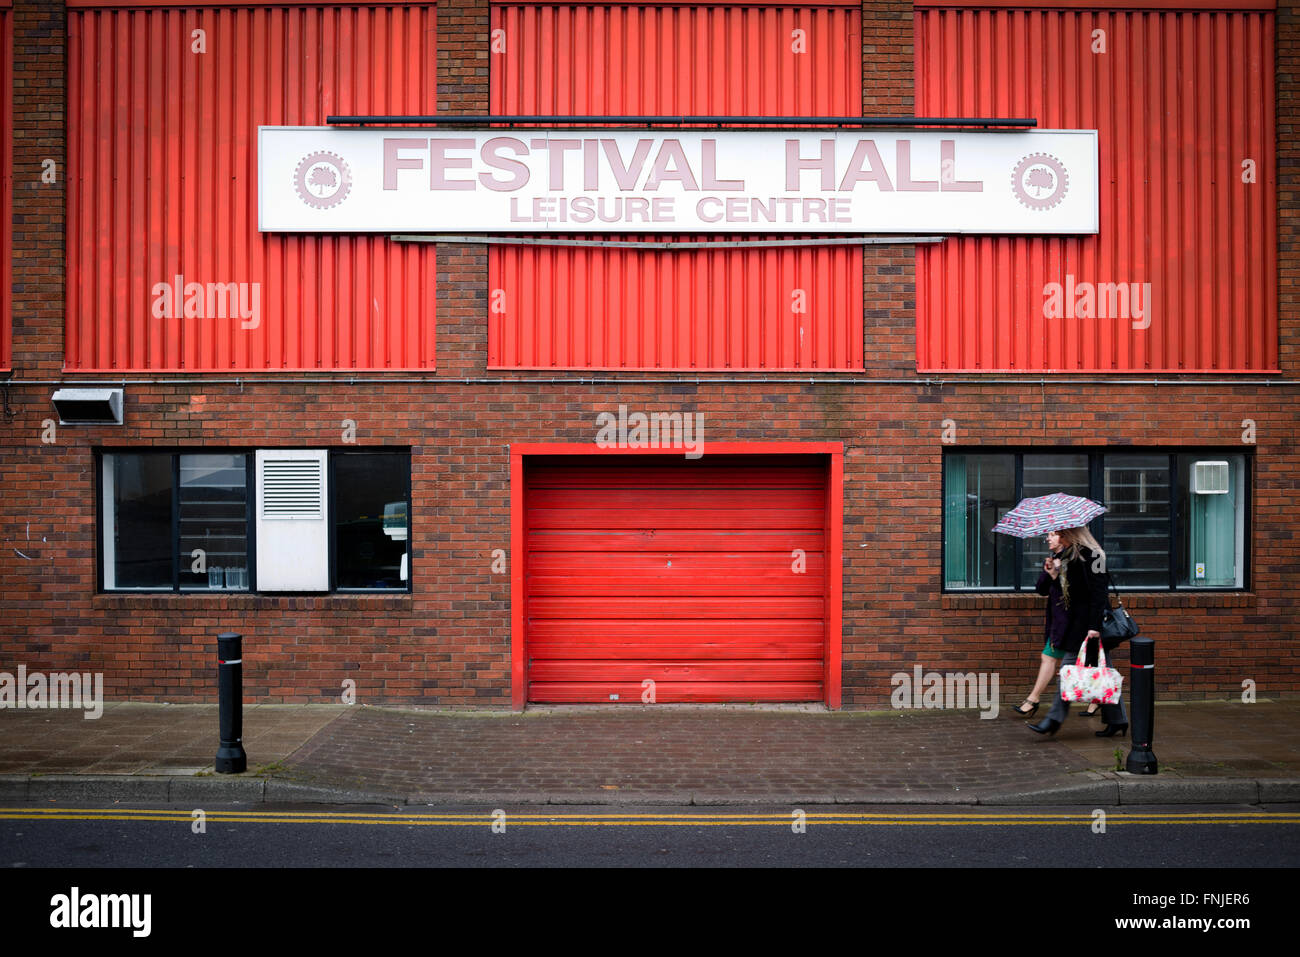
(3, 803, 1298, 868)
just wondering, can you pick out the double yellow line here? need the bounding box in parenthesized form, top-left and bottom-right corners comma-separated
(2, 808, 1299, 827)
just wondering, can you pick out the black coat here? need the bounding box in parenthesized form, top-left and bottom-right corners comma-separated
(1060, 545, 1109, 660)
(1035, 563, 1068, 649)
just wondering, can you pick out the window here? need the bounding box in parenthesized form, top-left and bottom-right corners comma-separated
(332, 452, 410, 591)
(102, 453, 186, 590)
(1102, 454, 1171, 588)
(180, 454, 250, 590)
(942, 450, 1249, 591)
(943, 454, 1014, 589)
(1018, 453, 1090, 589)
(100, 450, 410, 593)
(1176, 455, 1246, 589)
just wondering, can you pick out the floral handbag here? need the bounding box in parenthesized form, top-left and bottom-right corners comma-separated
(1060, 636, 1123, 706)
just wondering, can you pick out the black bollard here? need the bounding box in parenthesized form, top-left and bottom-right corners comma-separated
(1125, 636, 1157, 775)
(215, 631, 247, 773)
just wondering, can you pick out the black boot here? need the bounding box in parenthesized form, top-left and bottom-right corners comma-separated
(1028, 717, 1061, 736)
(1096, 722, 1128, 738)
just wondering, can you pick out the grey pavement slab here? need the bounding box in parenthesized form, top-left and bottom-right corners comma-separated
(0, 702, 349, 775)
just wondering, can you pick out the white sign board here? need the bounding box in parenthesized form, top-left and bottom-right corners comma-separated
(259, 127, 1098, 235)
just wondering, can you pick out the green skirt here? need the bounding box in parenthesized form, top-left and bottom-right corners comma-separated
(1042, 639, 1065, 660)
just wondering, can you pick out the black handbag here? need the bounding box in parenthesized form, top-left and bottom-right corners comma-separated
(1100, 571, 1139, 649)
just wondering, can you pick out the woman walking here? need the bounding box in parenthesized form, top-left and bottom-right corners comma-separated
(1009, 531, 1099, 718)
(1028, 525, 1128, 737)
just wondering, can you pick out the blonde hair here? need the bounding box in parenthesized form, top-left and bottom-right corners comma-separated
(1058, 525, 1105, 608)
(1057, 525, 1103, 564)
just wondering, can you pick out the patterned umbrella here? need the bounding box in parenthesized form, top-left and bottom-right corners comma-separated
(991, 492, 1107, 539)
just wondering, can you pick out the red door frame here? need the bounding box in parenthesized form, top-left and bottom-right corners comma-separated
(510, 442, 844, 711)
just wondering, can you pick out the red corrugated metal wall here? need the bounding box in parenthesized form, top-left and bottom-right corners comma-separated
(915, 5, 1277, 373)
(0, 3, 11, 372)
(65, 3, 438, 372)
(489, 2, 863, 371)
(526, 457, 828, 702)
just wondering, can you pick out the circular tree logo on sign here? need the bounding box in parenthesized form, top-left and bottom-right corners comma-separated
(294, 151, 352, 210)
(1011, 153, 1069, 211)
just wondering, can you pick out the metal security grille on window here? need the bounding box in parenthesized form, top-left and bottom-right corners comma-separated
(261, 461, 323, 518)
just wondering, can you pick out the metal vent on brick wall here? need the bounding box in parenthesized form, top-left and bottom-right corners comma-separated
(260, 458, 324, 518)
(255, 450, 329, 591)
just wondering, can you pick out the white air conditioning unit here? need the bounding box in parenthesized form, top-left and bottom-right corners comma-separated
(256, 450, 329, 590)
(1192, 460, 1229, 495)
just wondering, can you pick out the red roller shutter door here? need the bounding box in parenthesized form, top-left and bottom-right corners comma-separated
(525, 456, 827, 703)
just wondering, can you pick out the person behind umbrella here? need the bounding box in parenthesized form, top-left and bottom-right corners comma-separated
(1028, 524, 1128, 737)
(1009, 530, 1100, 719)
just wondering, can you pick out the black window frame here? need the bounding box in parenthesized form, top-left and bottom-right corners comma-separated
(96, 448, 257, 593)
(96, 447, 414, 595)
(328, 448, 414, 594)
(940, 446, 1252, 593)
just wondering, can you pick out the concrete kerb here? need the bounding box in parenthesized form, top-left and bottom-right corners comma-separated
(832, 790, 981, 805)
(1112, 776, 1261, 805)
(689, 791, 837, 806)
(262, 780, 405, 806)
(0, 776, 28, 803)
(19, 775, 172, 803)
(4, 774, 1300, 807)
(1259, 779, 1300, 803)
(0, 774, 388, 808)
(976, 780, 1120, 806)
(168, 776, 267, 804)
(547, 791, 698, 806)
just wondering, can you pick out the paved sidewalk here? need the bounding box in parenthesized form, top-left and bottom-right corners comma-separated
(0, 703, 342, 776)
(1, 700, 1298, 806)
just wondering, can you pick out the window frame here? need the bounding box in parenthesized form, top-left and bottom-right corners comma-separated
(940, 446, 1252, 594)
(327, 448, 414, 594)
(96, 449, 257, 594)
(96, 447, 413, 595)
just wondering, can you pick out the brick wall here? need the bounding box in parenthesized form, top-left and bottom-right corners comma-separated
(2, 380, 1296, 706)
(0, 0, 1296, 708)
(9, 0, 63, 377)
(436, 0, 491, 377)
(861, 1, 915, 373)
